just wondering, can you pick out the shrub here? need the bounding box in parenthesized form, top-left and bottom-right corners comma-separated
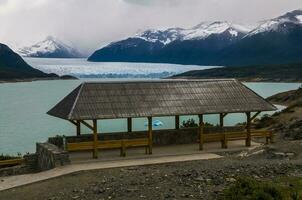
(223, 177, 283, 200)
(181, 118, 198, 128)
(181, 118, 216, 128)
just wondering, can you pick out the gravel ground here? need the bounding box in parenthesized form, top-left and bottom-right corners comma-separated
(1, 140, 302, 200)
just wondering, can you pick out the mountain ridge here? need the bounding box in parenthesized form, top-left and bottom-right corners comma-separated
(0, 43, 76, 81)
(18, 36, 84, 58)
(88, 9, 302, 66)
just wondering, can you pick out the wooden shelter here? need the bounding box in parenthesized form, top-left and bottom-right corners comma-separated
(47, 79, 276, 158)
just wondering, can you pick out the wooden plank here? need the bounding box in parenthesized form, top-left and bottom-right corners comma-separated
(0, 158, 24, 167)
(251, 111, 261, 122)
(246, 112, 251, 147)
(199, 114, 204, 150)
(124, 138, 149, 147)
(67, 138, 149, 152)
(76, 120, 81, 136)
(127, 118, 132, 133)
(203, 133, 224, 142)
(80, 120, 94, 131)
(175, 115, 180, 129)
(69, 120, 77, 126)
(67, 141, 94, 151)
(92, 119, 98, 159)
(148, 117, 153, 154)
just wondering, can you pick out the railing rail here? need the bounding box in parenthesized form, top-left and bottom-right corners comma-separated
(0, 158, 24, 167)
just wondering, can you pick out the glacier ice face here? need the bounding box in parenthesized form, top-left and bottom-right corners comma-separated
(24, 57, 218, 78)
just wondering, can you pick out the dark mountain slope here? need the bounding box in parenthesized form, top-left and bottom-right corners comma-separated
(0, 43, 62, 81)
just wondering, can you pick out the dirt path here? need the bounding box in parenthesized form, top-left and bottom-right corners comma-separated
(0, 153, 221, 192)
(0, 155, 301, 200)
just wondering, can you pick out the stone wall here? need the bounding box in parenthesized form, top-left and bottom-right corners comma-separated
(0, 153, 37, 177)
(36, 143, 70, 171)
(48, 126, 245, 149)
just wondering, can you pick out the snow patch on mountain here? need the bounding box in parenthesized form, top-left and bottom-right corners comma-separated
(134, 21, 252, 45)
(296, 15, 302, 22)
(18, 36, 83, 58)
(247, 9, 302, 36)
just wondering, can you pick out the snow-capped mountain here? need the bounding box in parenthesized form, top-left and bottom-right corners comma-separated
(134, 21, 252, 45)
(247, 9, 302, 36)
(88, 9, 302, 66)
(18, 36, 84, 58)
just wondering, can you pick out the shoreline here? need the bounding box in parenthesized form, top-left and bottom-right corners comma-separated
(0, 76, 78, 84)
(1, 76, 301, 84)
(171, 76, 302, 83)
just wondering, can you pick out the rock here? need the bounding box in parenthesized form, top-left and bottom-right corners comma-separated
(226, 177, 236, 182)
(194, 176, 204, 182)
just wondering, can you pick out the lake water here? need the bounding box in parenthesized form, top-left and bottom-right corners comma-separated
(0, 79, 300, 155)
(0, 59, 301, 155)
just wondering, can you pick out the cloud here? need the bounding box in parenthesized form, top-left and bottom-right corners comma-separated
(0, 0, 301, 54)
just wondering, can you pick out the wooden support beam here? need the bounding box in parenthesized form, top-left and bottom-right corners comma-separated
(92, 119, 98, 159)
(127, 117, 132, 133)
(219, 113, 228, 127)
(148, 117, 153, 154)
(69, 120, 77, 126)
(251, 111, 261, 122)
(246, 112, 251, 147)
(76, 120, 81, 136)
(175, 115, 180, 129)
(198, 114, 204, 150)
(80, 120, 94, 131)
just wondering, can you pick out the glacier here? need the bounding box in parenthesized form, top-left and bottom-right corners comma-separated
(24, 58, 217, 78)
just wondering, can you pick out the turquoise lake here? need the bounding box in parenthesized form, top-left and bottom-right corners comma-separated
(0, 79, 300, 155)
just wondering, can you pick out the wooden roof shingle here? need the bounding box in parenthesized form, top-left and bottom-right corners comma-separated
(47, 79, 277, 120)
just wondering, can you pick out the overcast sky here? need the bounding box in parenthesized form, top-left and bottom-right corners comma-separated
(0, 0, 301, 54)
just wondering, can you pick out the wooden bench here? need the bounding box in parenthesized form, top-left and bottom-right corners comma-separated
(201, 130, 273, 149)
(66, 138, 149, 157)
(251, 130, 274, 144)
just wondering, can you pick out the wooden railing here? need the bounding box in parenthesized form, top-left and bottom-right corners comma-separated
(0, 158, 24, 167)
(65, 129, 273, 156)
(66, 138, 149, 156)
(202, 130, 273, 148)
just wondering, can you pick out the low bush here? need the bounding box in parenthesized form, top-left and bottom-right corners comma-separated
(223, 177, 302, 200)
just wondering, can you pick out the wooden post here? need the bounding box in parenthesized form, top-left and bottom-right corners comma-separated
(175, 115, 180, 129)
(246, 112, 251, 147)
(198, 114, 204, 150)
(219, 113, 224, 127)
(127, 117, 132, 132)
(148, 117, 153, 154)
(76, 120, 81, 136)
(220, 113, 228, 148)
(92, 119, 98, 159)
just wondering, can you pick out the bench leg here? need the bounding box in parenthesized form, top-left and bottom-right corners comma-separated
(221, 140, 228, 149)
(270, 135, 274, 143)
(221, 134, 228, 149)
(145, 146, 149, 154)
(266, 137, 269, 144)
(245, 138, 251, 147)
(120, 142, 126, 157)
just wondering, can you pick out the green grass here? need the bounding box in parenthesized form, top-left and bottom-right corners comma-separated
(223, 177, 302, 200)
